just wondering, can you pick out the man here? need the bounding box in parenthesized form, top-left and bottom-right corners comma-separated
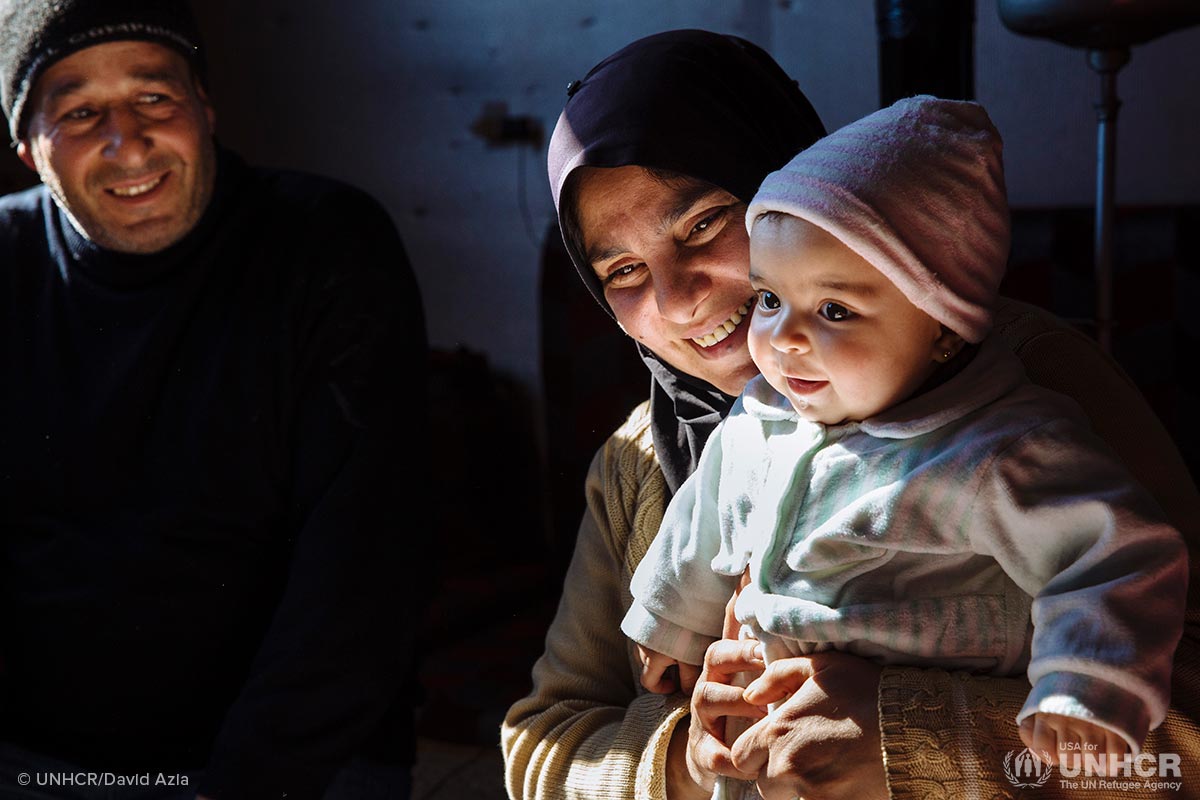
(0, 1, 426, 797)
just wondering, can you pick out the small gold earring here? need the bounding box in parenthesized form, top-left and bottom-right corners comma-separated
(941, 350, 952, 361)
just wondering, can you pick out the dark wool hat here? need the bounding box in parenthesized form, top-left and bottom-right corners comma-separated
(0, 0, 205, 141)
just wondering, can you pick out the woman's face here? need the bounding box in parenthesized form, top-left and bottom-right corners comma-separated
(572, 165, 758, 397)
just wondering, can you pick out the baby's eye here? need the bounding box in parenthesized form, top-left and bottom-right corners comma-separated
(820, 302, 852, 321)
(758, 291, 780, 310)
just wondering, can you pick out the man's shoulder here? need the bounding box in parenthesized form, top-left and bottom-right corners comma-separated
(242, 163, 392, 230)
(228, 159, 418, 310)
(0, 185, 50, 256)
(232, 163, 408, 280)
(0, 184, 48, 228)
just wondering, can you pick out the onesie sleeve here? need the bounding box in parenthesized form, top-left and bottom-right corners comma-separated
(969, 418, 1187, 753)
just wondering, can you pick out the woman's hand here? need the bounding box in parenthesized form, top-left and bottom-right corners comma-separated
(730, 652, 888, 800)
(683, 638, 768, 792)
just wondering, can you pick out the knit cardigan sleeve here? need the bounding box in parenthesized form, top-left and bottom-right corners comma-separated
(880, 628, 1200, 799)
(502, 402, 690, 800)
(881, 558, 1200, 799)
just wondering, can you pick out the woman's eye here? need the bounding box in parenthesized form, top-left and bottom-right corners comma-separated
(64, 108, 95, 121)
(603, 262, 645, 287)
(758, 291, 780, 310)
(820, 302, 852, 321)
(690, 207, 727, 237)
(138, 93, 167, 104)
(686, 206, 729, 237)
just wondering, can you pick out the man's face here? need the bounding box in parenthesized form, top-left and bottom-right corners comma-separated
(17, 40, 217, 254)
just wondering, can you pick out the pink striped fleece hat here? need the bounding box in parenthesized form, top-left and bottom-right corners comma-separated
(745, 95, 1010, 343)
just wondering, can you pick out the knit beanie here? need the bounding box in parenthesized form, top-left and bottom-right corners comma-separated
(746, 95, 1009, 343)
(0, 0, 205, 141)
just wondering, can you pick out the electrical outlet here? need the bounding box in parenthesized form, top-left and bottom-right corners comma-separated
(470, 101, 544, 148)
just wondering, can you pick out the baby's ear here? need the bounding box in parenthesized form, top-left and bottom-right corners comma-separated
(931, 326, 966, 364)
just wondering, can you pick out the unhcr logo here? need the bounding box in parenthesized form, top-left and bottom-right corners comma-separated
(1004, 749, 1055, 788)
(1002, 748, 1185, 792)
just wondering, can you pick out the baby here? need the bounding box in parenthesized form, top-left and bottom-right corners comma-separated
(620, 96, 1186, 778)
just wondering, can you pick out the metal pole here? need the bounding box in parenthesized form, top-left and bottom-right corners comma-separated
(1088, 47, 1129, 354)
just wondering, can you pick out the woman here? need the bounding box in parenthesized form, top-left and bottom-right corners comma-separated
(502, 29, 1200, 800)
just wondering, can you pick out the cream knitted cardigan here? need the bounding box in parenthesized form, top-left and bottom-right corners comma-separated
(502, 299, 1200, 800)
(503, 400, 683, 800)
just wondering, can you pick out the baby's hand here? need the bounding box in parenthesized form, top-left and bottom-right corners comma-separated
(635, 643, 700, 695)
(1020, 713, 1130, 774)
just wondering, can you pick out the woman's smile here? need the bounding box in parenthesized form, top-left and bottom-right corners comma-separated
(689, 298, 754, 348)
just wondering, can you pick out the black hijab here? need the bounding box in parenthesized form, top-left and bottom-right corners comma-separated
(548, 29, 826, 494)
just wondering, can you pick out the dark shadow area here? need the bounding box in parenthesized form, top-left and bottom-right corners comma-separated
(1004, 206, 1200, 482)
(417, 347, 551, 745)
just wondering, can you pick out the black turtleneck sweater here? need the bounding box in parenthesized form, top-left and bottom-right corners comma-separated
(0, 148, 426, 798)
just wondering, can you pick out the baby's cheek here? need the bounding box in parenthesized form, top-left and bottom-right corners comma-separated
(747, 319, 772, 366)
(828, 349, 882, 406)
(749, 346, 785, 397)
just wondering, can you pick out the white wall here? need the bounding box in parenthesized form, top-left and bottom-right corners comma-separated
(192, 1, 1200, 395)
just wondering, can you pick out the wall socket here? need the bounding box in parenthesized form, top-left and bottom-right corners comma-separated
(470, 102, 543, 148)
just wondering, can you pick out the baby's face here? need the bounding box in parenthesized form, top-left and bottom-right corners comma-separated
(747, 214, 949, 425)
